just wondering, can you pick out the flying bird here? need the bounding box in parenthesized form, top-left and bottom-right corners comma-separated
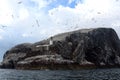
(91, 18, 95, 21)
(97, 12, 101, 14)
(18, 1, 22, 4)
(74, 26, 78, 29)
(91, 18, 97, 23)
(1, 25, 7, 28)
(36, 19, 40, 27)
(11, 15, 14, 19)
(32, 25, 34, 27)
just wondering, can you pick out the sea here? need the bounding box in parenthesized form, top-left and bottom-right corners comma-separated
(0, 68, 120, 80)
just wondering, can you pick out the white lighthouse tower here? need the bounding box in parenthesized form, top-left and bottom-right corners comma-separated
(49, 37, 53, 45)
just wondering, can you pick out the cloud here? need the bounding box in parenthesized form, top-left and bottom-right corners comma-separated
(22, 33, 32, 37)
(0, 0, 13, 25)
(19, 8, 29, 20)
(48, 0, 120, 30)
(68, 0, 74, 4)
(30, 0, 56, 9)
(1, 0, 120, 41)
(0, 0, 120, 61)
(0, 29, 5, 33)
(0, 0, 120, 40)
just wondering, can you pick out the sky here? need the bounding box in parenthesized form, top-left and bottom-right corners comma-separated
(0, 0, 120, 61)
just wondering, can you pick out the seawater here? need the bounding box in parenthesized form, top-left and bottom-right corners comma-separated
(0, 68, 120, 80)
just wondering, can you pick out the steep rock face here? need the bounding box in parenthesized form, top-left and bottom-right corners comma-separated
(51, 28, 120, 66)
(1, 28, 120, 69)
(1, 43, 32, 68)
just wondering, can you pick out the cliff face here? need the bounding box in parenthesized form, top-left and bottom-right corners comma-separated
(1, 28, 120, 69)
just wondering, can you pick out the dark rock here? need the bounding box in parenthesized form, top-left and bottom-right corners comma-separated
(1, 28, 120, 69)
(16, 54, 77, 70)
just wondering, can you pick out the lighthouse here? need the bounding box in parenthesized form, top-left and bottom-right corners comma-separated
(49, 37, 53, 45)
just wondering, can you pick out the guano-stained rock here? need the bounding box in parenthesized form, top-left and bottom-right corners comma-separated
(1, 28, 120, 69)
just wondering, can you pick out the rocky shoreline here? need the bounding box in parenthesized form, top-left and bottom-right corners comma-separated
(0, 28, 120, 70)
(16, 54, 96, 70)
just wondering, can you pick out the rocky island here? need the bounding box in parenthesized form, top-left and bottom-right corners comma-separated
(0, 28, 120, 70)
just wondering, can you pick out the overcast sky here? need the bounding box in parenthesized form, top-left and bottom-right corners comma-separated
(0, 0, 120, 61)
